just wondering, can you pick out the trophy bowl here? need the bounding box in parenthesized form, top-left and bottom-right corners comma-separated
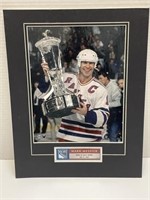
(35, 30, 80, 118)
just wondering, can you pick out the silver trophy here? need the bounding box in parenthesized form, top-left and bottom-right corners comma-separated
(35, 30, 80, 118)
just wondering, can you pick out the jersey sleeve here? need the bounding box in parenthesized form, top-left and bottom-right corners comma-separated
(85, 87, 109, 127)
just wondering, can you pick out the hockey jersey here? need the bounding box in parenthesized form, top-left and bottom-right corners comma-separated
(57, 73, 109, 142)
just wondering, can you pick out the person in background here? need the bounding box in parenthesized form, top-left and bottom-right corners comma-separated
(33, 81, 48, 139)
(117, 74, 124, 106)
(98, 71, 122, 142)
(116, 74, 124, 140)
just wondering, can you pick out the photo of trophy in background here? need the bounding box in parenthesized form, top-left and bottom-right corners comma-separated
(35, 30, 80, 118)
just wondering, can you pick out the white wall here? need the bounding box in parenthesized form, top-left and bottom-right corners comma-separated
(0, 0, 150, 159)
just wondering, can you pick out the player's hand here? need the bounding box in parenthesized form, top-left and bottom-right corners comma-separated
(71, 102, 88, 116)
(41, 62, 50, 76)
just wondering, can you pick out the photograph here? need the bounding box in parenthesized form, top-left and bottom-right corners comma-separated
(24, 23, 128, 145)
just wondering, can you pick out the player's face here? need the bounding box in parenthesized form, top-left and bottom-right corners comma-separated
(80, 61, 95, 78)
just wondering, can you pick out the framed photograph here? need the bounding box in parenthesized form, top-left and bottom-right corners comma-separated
(3, 8, 149, 178)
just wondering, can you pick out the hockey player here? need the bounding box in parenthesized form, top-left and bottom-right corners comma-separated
(42, 49, 109, 142)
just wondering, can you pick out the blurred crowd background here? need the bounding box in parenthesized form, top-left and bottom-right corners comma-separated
(28, 25, 125, 83)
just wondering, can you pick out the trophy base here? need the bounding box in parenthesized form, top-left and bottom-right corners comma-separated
(42, 94, 80, 118)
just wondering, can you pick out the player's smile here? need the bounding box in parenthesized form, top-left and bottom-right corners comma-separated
(80, 61, 95, 75)
(83, 66, 92, 72)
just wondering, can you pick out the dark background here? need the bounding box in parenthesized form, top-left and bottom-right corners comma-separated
(3, 9, 149, 178)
